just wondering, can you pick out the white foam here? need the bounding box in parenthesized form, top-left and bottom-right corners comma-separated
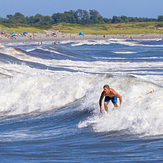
(78, 76, 163, 137)
(68, 39, 163, 47)
(0, 58, 162, 137)
(114, 51, 137, 54)
(71, 40, 111, 46)
(38, 46, 69, 57)
(0, 46, 163, 87)
(26, 48, 36, 52)
(0, 65, 97, 115)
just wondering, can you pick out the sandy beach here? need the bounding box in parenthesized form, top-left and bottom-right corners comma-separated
(0, 33, 163, 43)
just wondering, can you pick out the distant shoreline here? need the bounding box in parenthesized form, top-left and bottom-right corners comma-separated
(0, 33, 162, 43)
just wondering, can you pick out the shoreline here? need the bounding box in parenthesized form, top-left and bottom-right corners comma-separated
(0, 33, 163, 43)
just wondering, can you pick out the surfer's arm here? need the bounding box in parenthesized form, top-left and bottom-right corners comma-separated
(114, 92, 122, 105)
(99, 91, 104, 113)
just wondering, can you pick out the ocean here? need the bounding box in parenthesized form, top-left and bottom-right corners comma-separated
(0, 38, 163, 162)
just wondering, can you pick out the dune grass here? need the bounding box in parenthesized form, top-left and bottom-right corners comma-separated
(1, 22, 163, 34)
(53, 22, 163, 34)
(0, 26, 44, 34)
(54, 22, 163, 34)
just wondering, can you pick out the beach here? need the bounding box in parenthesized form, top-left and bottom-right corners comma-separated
(0, 32, 163, 43)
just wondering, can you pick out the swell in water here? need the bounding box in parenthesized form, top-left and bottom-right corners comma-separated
(0, 38, 163, 162)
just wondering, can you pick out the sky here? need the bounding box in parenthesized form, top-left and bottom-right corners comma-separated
(1, 0, 163, 19)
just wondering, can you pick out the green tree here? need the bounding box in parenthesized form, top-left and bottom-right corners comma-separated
(112, 16, 123, 23)
(13, 12, 25, 24)
(158, 16, 163, 22)
(76, 9, 91, 24)
(103, 18, 112, 24)
(63, 11, 76, 23)
(6, 14, 13, 19)
(121, 16, 129, 22)
(128, 17, 138, 22)
(52, 13, 65, 23)
(89, 10, 103, 24)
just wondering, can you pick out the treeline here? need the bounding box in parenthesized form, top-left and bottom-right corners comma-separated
(1, 9, 163, 26)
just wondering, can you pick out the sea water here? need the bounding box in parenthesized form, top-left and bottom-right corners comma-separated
(0, 38, 163, 162)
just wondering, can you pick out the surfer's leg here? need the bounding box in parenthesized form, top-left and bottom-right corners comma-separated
(113, 102, 118, 107)
(104, 97, 110, 113)
(112, 96, 118, 107)
(104, 102, 108, 113)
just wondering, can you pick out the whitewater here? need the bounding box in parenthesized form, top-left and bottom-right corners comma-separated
(0, 38, 163, 162)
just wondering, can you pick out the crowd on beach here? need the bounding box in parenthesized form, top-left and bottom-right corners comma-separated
(0, 30, 163, 44)
(0, 31, 59, 41)
(0, 31, 35, 40)
(0, 30, 86, 43)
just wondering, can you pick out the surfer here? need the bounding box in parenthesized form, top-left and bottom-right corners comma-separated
(99, 85, 122, 113)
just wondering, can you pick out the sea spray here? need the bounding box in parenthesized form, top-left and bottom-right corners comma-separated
(78, 75, 163, 137)
(0, 68, 99, 115)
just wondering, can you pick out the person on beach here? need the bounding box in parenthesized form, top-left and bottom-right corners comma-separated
(147, 89, 154, 95)
(99, 85, 122, 113)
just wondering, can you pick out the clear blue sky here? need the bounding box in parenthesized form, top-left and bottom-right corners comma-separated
(1, 0, 163, 19)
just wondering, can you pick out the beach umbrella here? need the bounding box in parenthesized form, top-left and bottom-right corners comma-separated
(53, 30, 57, 33)
(3, 30, 7, 32)
(23, 32, 28, 35)
(12, 31, 16, 33)
(94, 30, 98, 32)
(79, 32, 84, 36)
(12, 34, 16, 36)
